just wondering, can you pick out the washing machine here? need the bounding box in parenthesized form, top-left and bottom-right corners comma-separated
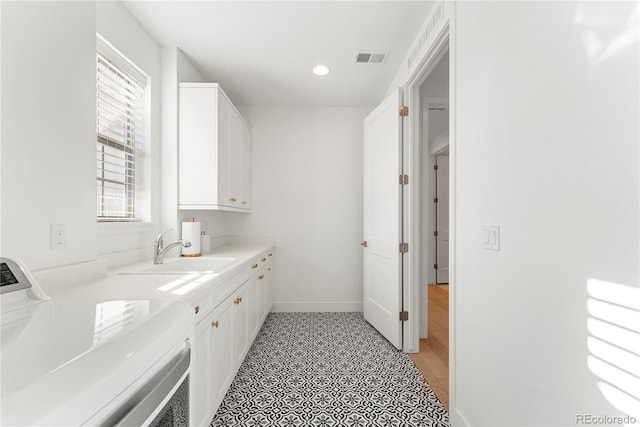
(1, 257, 195, 426)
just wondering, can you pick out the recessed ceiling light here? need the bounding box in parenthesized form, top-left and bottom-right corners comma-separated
(313, 65, 330, 76)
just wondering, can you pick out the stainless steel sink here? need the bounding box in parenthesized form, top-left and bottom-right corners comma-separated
(121, 257, 237, 275)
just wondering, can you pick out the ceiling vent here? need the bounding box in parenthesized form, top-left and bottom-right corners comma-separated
(355, 52, 388, 64)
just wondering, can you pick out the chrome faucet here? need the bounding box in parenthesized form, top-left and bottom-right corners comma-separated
(154, 228, 191, 264)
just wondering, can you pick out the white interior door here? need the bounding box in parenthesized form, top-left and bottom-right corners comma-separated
(363, 89, 403, 350)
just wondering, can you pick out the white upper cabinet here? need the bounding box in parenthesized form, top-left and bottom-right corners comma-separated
(179, 83, 251, 212)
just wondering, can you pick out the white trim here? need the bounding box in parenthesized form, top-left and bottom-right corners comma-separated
(271, 302, 363, 312)
(402, 21, 450, 354)
(452, 408, 471, 427)
(448, 3, 458, 417)
(97, 33, 147, 86)
(401, 0, 457, 416)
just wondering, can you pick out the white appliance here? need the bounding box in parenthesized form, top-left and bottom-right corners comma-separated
(1, 257, 195, 426)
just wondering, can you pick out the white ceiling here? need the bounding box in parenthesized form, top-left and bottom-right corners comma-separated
(122, 1, 434, 107)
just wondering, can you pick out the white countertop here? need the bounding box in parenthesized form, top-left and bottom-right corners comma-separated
(2, 297, 193, 426)
(44, 238, 275, 310)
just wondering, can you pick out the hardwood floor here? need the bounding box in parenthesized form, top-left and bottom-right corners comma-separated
(409, 284, 449, 411)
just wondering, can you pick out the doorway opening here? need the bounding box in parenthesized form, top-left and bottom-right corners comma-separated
(408, 49, 450, 411)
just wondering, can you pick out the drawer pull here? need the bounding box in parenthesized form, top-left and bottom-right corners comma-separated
(194, 305, 200, 314)
(261, 258, 267, 262)
(212, 320, 219, 328)
(229, 197, 237, 202)
(267, 268, 272, 271)
(242, 201, 247, 204)
(268, 253, 273, 257)
(252, 263, 258, 269)
(258, 274, 265, 280)
(234, 297, 242, 305)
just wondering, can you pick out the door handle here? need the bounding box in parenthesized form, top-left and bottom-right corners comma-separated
(360, 241, 368, 247)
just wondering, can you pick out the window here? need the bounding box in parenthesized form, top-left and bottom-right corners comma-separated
(96, 37, 147, 221)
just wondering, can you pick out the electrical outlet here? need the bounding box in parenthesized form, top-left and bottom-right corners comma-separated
(50, 224, 66, 250)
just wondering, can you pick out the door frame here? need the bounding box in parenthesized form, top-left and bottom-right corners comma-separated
(401, 5, 456, 416)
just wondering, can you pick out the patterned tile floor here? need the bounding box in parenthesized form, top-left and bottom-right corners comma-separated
(211, 312, 450, 427)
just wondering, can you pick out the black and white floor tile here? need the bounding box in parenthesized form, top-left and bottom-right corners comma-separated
(211, 312, 449, 427)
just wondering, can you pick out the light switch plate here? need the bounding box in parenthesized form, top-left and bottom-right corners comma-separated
(482, 225, 500, 250)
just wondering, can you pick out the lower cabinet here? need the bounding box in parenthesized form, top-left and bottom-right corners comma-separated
(247, 274, 260, 343)
(231, 283, 249, 372)
(257, 264, 273, 325)
(193, 252, 274, 427)
(210, 298, 234, 414)
(194, 297, 233, 427)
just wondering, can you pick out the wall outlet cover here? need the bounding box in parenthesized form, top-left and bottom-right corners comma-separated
(50, 223, 66, 250)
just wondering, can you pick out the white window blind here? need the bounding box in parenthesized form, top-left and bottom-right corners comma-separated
(96, 43, 146, 221)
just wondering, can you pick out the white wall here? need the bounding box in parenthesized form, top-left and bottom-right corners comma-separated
(177, 50, 206, 83)
(0, 2, 165, 270)
(453, 2, 639, 426)
(160, 46, 239, 243)
(1, 2, 96, 270)
(96, 1, 162, 256)
(197, 107, 369, 311)
(160, 46, 179, 238)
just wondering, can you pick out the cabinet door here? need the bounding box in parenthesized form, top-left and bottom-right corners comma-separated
(210, 297, 234, 414)
(179, 87, 220, 206)
(247, 274, 259, 341)
(240, 121, 252, 210)
(229, 111, 243, 209)
(263, 264, 273, 320)
(193, 315, 211, 427)
(227, 108, 250, 211)
(216, 92, 233, 207)
(232, 284, 249, 372)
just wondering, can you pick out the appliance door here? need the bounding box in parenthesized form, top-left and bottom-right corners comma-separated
(106, 346, 191, 427)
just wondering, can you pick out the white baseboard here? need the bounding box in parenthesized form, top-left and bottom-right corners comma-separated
(271, 301, 363, 312)
(451, 408, 470, 427)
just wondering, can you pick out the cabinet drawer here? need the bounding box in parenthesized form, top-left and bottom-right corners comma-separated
(192, 291, 215, 323)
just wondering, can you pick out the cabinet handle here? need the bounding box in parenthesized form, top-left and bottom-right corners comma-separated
(229, 197, 237, 202)
(258, 274, 264, 280)
(212, 320, 219, 328)
(252, 263, 258, 269)
(234, 297, 242, 305)
(242, 201, 247, 204)
(261, 258, 267, 262)
(268, 253, 273, 257)
(194, 305, 200, 314)
(267, 268, 272, 271)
